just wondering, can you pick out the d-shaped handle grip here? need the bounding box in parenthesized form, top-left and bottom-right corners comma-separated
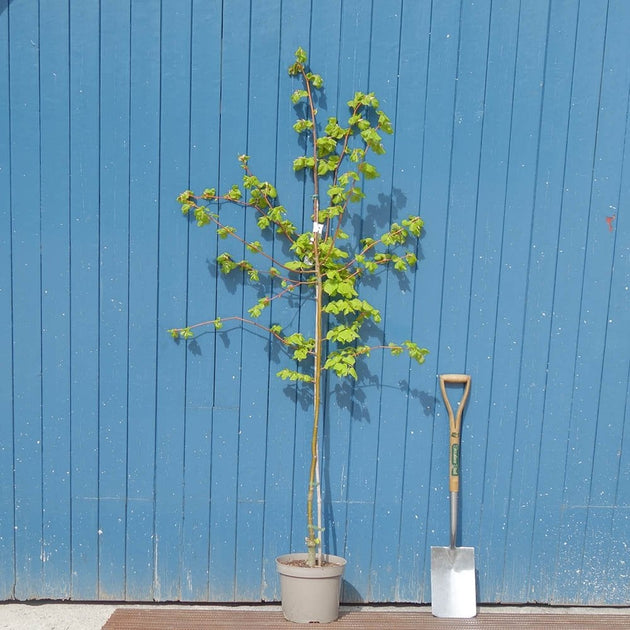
(439, 374, 471, 492)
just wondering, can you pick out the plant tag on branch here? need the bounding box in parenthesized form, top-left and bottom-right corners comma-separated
(312, 221, 325, 235)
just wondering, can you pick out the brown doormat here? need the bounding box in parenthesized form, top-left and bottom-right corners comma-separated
(102, 607, 630, 630)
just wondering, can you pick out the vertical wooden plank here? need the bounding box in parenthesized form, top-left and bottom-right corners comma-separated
(417, 0, 466, 602)
(608, 364, 630, 605)
(559, 1, 630, 604)
(393, 0, 435, 604)
(584, 35, 630, 600)
(502, 0, 578, 602)
(125, 0, 161, 601)
(259, 0, 312, 601)
(280, 26, 317, 577)
(365, 0, 411, 603)
(39, 0, 72, 599)
(205, 0, 252, 600)
(478, 2, 548, 601)
(177, 0, 222, 603)
(529, 0, 608, 603)
(308, 0, 349, 602)
(430, 0, 491, 605)
(333, 0, 377, 603)
(233, 0, 281, 602)
(463, 0, 520, 603)
(154, 0, 193, 602)
(0, 0, 15, 601)
(438, 0, 490, 372)
(97, 1, 131, 600)
(9, 0, 44, 599)
(69, 0, 101, 601)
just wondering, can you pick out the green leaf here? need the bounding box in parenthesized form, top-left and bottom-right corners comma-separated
(347, 91, 380, 110)
(347, 92, 363, 109)
(325, 118, 347, 139)
(323, 273, 358, 298)
(291, 89, 308, 104)
(293, 119, 313, 133)
(349, 148, 365, 163)
(248, 297, 269, 318)
(403, 215, 424, 237)
(319, 204, 343, 221)
(348, 187, 365, 202)
(194, 207, 211, 227)
(326, 324, 360, 344)
(225, 185, 242, 201)
(217, 225, 236, 239)
(278, 219, 298, 236)
(317, 155, 341, 176)
(217, 253, 237, 274)
(377, 109, 394, 134)
(295, 47, 307, 64)
(393, 255, 408, 272)
(284, 332, 307, 347)
(284, 260, 308, 272)
(307, 72, 324, 89)
(277, 368, 314, 383)
(323, 351, 358, 379)
(283, 332, 315, 361)
(403, 341, 429, 364)
(260, 182, 277, 198)
(358, 162, 379, 179)
(293, 156, 315, 171)
(177, 190, 194, 204)
(361, 127, 385, 154)
(316, 136, 337, 157)
(243, 174, 260, 189)
(338, 172, 359, 188)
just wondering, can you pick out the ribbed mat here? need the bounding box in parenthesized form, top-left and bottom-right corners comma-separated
(102, 608, 629, 629)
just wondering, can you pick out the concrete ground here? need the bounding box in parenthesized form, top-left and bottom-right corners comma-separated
(0, 603, 628, 630)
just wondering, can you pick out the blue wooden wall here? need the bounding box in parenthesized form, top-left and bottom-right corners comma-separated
(1, 0, 629, 605)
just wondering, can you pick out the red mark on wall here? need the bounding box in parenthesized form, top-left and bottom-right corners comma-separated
(606, 215, 616, 232)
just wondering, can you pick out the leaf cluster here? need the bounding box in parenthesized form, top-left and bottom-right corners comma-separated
(170, 47, 428, 383)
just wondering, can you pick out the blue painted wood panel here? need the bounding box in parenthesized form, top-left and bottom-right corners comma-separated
(0, 0, 628, 605)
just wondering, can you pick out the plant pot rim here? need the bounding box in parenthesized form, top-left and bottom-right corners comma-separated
(276, 552, 346, 578)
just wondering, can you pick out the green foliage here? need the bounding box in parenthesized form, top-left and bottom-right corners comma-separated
(170, 43, 429, 394)
(169, 46, 429, 566)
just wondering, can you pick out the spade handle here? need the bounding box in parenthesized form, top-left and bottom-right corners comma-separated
(439, 374, 471, 494)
